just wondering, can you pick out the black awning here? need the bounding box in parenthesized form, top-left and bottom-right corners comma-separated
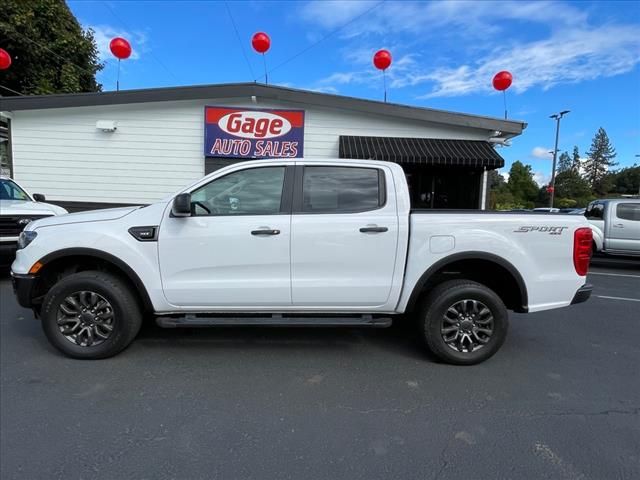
(339, 136, 505, 169)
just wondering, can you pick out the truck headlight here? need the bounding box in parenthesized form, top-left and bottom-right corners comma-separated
(17, 231, 38, 250)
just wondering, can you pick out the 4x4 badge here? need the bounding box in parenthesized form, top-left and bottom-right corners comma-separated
(514, 226, 568, 235)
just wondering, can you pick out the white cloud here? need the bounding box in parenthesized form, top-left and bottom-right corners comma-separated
(531, 147, 553, 160)
(87, 24, 147, 62)
(420, 24, 640, 98)
(533, 171, 551, 187)
(312, 53, 421, 93)
(299, 1, 640, 98)
(300, 1, 378, 31)
(300, 1, 588, 38)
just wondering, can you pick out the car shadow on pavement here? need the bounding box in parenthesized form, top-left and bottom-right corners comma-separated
(134, 317, 436, 362)
(590, 254, 640, 271)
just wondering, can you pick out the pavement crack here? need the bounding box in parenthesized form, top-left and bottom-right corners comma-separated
(528, 407, 640, 418)
(336, 405, 414, 415)
(433, 440, 452, 480)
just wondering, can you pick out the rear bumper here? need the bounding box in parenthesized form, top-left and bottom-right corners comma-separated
(571, 283, 592, 305)
(11, 272, 38, 309)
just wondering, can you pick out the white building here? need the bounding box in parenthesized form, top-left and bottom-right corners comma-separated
(0, 83, 526, 211)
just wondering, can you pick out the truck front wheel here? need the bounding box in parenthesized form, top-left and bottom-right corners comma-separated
(418, 280, 509, 365)
(40, 271, 143, 359)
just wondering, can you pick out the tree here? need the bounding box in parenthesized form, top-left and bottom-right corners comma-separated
(557, 151, 572, 173)
(609, 164, 640, 195)
(571, 146, 581, 172)
(553, 169, 593, 207)
(0, 0, 103, 95)
(507, 161, 539, 208)
(583, 128, 617, 195)
(488, 170, 519, 209)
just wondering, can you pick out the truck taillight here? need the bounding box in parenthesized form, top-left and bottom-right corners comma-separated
(573, 227, 592, 276)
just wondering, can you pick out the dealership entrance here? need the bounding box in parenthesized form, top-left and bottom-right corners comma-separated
(338, 135, 504, 209)
(404, 166, 482, 209)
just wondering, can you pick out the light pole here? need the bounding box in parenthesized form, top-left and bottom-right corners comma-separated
(549, 110, 570, 208)
(636, 155, 640, 195)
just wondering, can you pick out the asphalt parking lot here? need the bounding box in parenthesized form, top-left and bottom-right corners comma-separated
(1, 258, 639, 480)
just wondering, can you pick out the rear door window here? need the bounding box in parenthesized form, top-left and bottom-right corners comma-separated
(300, 167, 383, 213)
(616, 203, 640, 221)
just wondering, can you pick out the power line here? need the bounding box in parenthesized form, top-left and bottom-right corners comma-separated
(257, 0, 386, 82)
(224, 1, 256, 80)
(102, 1, 180, 84)
(0, 84, 25, 96)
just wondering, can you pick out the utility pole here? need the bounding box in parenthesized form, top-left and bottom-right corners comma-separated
(549, 110, 570, 208)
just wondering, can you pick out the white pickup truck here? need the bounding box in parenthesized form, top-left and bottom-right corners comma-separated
(1, 176, 67, 262)
(11, 159, 593, 364)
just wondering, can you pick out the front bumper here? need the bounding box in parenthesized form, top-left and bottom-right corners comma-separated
(11, 272, 38, 309)
(571, 283, 592, 305)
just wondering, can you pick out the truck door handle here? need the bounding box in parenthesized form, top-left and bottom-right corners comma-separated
(359, 226, 388, 233)
(613, 223, 624, 228)
(251, 228, 280, 236)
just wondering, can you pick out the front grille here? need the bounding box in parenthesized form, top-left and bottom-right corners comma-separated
(0, 215, 51, 237)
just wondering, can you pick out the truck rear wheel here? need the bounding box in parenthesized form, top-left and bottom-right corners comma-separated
(40, 271, 143, 359)
(418, 280, 509, 365)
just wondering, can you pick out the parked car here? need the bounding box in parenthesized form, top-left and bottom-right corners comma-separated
(0, 177, 67, 263)
(568, 208, 586, 215)
(11, 159, 592, 364)
(586, 198, 640, 256)
(532, 207, 560, 213)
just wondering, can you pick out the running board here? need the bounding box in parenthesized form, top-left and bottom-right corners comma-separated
(155, 314, 392, 329)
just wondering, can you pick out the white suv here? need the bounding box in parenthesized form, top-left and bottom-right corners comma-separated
(0, 177, 67, 262)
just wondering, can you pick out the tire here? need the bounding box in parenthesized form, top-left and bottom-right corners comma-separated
(418, 279, 509, 365)
(40, 270, 143, 359)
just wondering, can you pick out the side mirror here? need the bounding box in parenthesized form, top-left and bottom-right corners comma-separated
(33, 193, 46, 202)
(171, 193, 192, 217)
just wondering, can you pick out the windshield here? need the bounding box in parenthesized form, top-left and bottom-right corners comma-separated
(0, 179, 31, 201)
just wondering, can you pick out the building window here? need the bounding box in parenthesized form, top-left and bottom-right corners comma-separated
(0, 116, 11, 177)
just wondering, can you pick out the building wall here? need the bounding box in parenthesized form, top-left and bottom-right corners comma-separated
(10, 97, 490, 205)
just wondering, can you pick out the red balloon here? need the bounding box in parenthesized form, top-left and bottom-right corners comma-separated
(252, 32, 270, 54)
(0, 48, 11, 70)
(373, 49, 392, 70)
(493, 70, 512, 91)
(110, 37, 132, 60)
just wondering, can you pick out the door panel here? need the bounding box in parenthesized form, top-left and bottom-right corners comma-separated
(291, 165, 399, 307)
(159, 215, 291, 307)
(158, 165, 292, 308)
(607, 203, 640, 253)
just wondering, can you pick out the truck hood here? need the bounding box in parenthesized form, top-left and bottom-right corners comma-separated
(28, 206, 141, 230)
(0, 199, 67, 216)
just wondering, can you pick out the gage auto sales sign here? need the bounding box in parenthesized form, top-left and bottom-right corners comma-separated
(204, 106, 304, 158)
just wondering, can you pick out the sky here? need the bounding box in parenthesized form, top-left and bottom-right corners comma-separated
(68, 0, 640, 185)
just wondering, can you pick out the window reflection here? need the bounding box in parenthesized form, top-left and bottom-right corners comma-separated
(191, 167, 285, 216)
(302, 167, 380, 213)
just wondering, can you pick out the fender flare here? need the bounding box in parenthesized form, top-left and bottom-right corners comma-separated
(405, 251, 529, 313)
(589, 225, 604, 251)
(36, 247, 154, 311)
